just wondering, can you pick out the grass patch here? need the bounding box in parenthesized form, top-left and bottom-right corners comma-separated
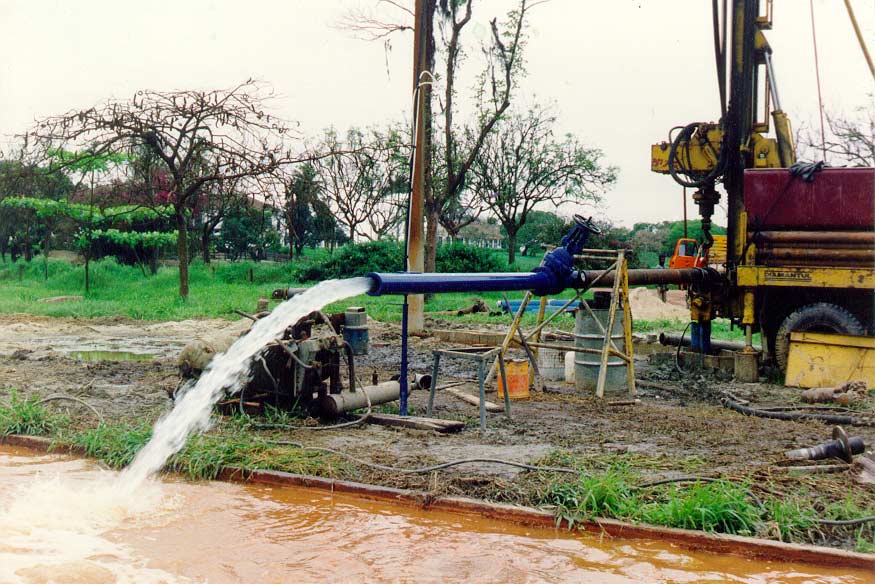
(544, 466, 762, 536)
(544, 465, 639, 527)
(821, 496, 875, 553)
(0, 391, 67, 436)
(638, 480, 760, 535)
(63, 419, 343, 481)
(69, 422, 152, 468)
(764, 498, 816, 542)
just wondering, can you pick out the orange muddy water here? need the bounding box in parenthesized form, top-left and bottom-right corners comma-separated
(0, 445, 868, 584)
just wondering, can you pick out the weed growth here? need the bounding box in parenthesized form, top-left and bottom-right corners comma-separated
(638, 480, 760, 535)
(0, 391, 66, 436)
(70, 422, 152, 468)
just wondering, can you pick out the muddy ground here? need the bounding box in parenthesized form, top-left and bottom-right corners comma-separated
(1, 312, 873, 549)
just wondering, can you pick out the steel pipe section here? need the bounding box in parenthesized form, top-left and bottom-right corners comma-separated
(581, 267, 721, 287)
(319, 381, 401, 418)
(755, 231, 875, 245)
(659, 332, 748, 352)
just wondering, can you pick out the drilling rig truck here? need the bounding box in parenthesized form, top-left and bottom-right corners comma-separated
(650, 0, 874, 374)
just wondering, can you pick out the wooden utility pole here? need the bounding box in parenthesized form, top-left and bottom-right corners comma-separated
(407, 0, 427, 332)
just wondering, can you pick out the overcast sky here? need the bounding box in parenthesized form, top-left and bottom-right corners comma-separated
(1, 0, 872, 227)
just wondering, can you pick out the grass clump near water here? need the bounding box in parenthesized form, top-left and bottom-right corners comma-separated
(70, 422, 153, 468)
(544, 466, 761, 537)
(637, 480, 760, 535)
(64, 420, 343, 481)
(0, 391, 67, 436)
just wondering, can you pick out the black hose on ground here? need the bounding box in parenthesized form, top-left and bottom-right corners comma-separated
(721, 397, 874, 427)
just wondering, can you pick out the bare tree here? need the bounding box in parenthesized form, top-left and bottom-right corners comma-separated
(822, 107, 875, 166)
(28, 80, 293, 298)
(313, 125, 409, 241)
(799, 97, 875, 166)
(431, 0, 538, 269)
(431, 133, 484, 240)
(340, 0, 543, 270)
(468, 105, 616, 263)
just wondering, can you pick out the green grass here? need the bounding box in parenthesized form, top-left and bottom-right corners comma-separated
(64, 419, 342, 480)
(0, 254, 568, 323)
(69, 421, 153, 468)
(764, 498, 815, 542)
(545, 471, 760, 536)
(1, 254, 748, 341)
(0, 256, 316, 320)
(633, 317, 757, 342)
(0, 391, 67, 436)
(544, 465, 640, 526)
(637, 480, 760, 535)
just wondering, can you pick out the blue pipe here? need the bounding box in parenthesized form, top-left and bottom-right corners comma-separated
(498, 299, 581, 314)
(367, 215, 600, 297)
(368, 245, 585, 297)
(399, 295, 409, 415)
(368, 271, 552, 295)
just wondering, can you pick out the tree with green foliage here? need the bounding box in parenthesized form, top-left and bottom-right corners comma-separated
(217, 204, 280, 261)
(50, 149, 131, 289)
(0, 196, 176, 288)
(271, 163, 323, 258)
(512, 210, 571, 255)
(662, 221, 726, 256)
(30, 80, 293, 299)
(469, 104, 616, 263)
(0, 158, 74, 263)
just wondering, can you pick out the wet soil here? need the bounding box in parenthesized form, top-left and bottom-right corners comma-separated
(1, 313, 873, 551)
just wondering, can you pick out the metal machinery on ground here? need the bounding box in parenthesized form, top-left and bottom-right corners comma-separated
(180, 312, 402, 418)
(650, 0, 874, 368)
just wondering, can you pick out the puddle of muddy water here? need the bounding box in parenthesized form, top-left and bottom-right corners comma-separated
(0, 445, 867, 584)
(67, 350, 155, 362)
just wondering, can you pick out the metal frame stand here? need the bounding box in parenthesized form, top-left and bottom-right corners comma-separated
(488, 248, 636, 399)
(427, 346, 510, 433)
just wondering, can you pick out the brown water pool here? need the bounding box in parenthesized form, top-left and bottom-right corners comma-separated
(0, 445, 868, 583)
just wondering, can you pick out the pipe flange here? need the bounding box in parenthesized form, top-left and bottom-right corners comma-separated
(832, 426, 853, 463)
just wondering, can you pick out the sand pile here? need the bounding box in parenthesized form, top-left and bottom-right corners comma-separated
(628, 287, 689, 321)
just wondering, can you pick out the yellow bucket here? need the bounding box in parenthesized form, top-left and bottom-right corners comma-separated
(497, 359, 530, 399)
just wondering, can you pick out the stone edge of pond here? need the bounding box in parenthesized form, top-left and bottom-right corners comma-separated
(3, 433, 874, 572)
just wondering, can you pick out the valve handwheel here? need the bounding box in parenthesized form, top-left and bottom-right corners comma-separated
(573, 214, 601, 235)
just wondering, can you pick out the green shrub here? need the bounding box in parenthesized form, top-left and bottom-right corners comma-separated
(294, 240, 404, 282)
(435, 242, 503, 273)
(294, 240, 505, 282)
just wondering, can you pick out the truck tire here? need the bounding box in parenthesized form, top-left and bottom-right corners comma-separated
(774, 302, 865, 371)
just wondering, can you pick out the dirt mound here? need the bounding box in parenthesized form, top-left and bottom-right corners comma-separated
(628, 287, 689, 321)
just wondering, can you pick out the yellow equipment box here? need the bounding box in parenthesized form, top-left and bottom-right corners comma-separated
(785, 331, 874, 389)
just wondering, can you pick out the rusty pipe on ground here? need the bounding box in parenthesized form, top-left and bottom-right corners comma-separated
(785, 427, 865, 463)
(319, 381, 401, 418)
(659, 332, 748, 352)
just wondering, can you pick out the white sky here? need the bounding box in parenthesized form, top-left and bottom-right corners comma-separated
(0, 0, 872, 227)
